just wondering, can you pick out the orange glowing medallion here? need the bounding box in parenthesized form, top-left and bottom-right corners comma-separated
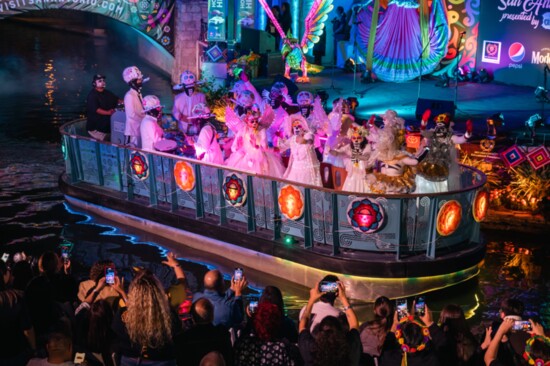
(174, 161, 195, 192)
(436, 200, 462, 236)
(473, 190, 489, 222)
(278, 185, 304, 220)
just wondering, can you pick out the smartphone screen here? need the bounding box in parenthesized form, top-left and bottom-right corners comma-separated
(319, 281, 338, 293)
(249, 300, 258, 314)
(415, 296, 426, 316)
(396, 299, 408, 320)
(105, 266, 115, 285)
(512, 320, 532, 332)
(1, 253, 9, 262)
(234, 268, 243, 282)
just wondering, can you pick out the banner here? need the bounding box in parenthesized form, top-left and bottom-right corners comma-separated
(207, 0, 227, 41)
(236, 0, 255, 42)
(477, 0, 550, 86)
(0, 0, 175, 54)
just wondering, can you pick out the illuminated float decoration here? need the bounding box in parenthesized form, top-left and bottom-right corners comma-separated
(174, 161, 195, 191)
(278, 185, 304, 220)
(222, 173, 247, 207)
(436, 200, 462, 236)
(130, 152, 149, 180)
(473, 190, 489, 222)
(346, 198, 385, 233)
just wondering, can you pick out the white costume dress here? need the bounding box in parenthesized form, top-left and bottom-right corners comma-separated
(339, 144, 372, 193)
(224, 106, 285, 177)
(278, 133, 322, 186)
(124, 88, 145, 146)
(195, 123, 224, 165)
(140, 115, 164, 152)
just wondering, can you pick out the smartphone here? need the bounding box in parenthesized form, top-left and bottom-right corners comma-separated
(234, 268, 243, 282)
(512, 320, 532, 332)
(396, 298, 409, 321)
(1, 253, 9, 262)
(249, 300, 259, 314)
(105, 266, 116, 285)
(319, 281, 338, 293)
(415, 296, 426, 316)
(74, 352, 86, 364)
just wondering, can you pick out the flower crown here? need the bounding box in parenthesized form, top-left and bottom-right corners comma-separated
(395, 317, 431, 353)
(347, 125, 369, 139)
(523, 335, 550, 366)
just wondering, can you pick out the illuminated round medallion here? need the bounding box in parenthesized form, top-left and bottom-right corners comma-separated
(223, 173, 247, 207)
(174, 161, 195, 192)
(278, 185, 304, 220)
(436, 200, 462, 236)
(130, 152, 149, 181)
(473, 190, 489, 222)
(346, 198, 385, 233)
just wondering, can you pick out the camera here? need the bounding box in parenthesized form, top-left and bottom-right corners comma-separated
(396, 298, 409, 321)
(234, 268, 243, 282)
(249, 300, 258, 314)
(319, 281, 338, 293)
(415, 296, 426, 316)
(105, 266, 116, 285)
(512, 320, 532, 332)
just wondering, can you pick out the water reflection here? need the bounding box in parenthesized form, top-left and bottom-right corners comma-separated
(0, 15, 548, 331)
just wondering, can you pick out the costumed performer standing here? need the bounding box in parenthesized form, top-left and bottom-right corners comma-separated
(172, 71, 206, 135)
(224, 104, 286, 177)
(366, 110, 418, 194)
(339, 124, 372, 193)
(323, 99, 354, 168)
(140, 95, 165, 152)
(122, 66, 147, 147)
(414, 110, 472, 193)
(187, 103, 224, 165)
(277, 115, 322, 186)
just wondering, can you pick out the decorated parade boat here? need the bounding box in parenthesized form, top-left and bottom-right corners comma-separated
(59, 118, 488, 301)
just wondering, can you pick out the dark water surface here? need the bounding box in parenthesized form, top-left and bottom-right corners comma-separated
(0, 17, 548, 331)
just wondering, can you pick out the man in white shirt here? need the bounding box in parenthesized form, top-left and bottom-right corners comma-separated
(140, 95, 165, 151)
(122, 66, 146, 147)
(299, 274, 344, 332)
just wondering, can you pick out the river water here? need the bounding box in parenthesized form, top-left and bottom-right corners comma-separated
(0, 17, 548, 331)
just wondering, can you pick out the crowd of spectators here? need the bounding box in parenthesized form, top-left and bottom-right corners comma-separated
(0, 249, 548, 366)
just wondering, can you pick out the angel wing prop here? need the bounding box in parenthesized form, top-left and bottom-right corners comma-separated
(257, 0, 333, 82)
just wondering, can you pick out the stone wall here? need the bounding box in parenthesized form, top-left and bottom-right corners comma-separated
(172, 0, 208, 85)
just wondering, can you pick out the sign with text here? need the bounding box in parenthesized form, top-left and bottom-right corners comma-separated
(236, 0, 255, 42)
(0, 0, 175, 54)
(477, 0, 550, 85)
(207, 0, 227, 41)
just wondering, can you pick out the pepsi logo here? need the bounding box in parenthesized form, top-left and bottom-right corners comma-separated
(508, 42, 525, 63)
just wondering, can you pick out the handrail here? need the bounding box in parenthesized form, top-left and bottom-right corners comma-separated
(59, 119, 487, 198)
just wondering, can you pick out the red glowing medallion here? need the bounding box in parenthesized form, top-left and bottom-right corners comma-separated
(278, 185, 304, 220)
(130, 152, 149, 181)
(473, 190, 489, 222)
(174, 161, 195, 192)
(223, 173, 247, 207)
(436, 200, 462, 236)
(346, 198, 385, 233)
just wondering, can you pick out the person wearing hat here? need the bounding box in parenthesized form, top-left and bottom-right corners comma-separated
(86, 74, 121, 141)
(172, 71, 207, 135)
(140, 95, 165, 151)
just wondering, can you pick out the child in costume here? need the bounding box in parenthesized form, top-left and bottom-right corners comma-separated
(277, 115, 322, 186)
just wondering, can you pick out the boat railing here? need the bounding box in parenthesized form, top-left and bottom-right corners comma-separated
(60, 119, 487, 260)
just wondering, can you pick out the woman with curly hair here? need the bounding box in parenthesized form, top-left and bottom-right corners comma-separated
(112, 270, 179, 366)
(299, 281, 361, 366)
(78, 260, 122, 307)
(234, 301, 299, 365)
